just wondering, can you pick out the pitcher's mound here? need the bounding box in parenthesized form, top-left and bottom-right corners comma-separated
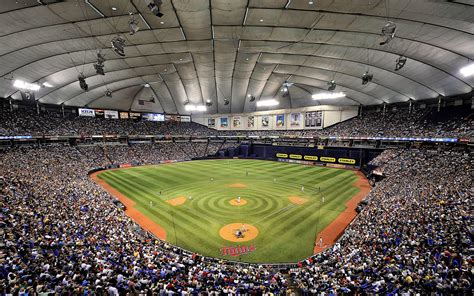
(289, 196, 308, 205)
(227, 183, 247, 188)
(219, 223, 258, 242)
(229, 198, 247, 206)
(166, 196, 186, 206)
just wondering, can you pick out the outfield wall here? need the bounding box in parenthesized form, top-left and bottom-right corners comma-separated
(218, 144, 382, 167)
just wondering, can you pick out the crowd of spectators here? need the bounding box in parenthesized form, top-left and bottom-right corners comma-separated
(290, 148, 472, 294)
(0, 108, 218, 137)
(320, 108, 472, 138)
(75, 141, 235, 166)
(1, 145, 288, 295)
(1, 105, 472, 138)
(1, 104, 472, 294)
(1, 143, 472, 295)
(367, 149, 401, 174)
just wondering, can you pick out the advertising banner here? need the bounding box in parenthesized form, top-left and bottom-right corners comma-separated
(208, 118, 215, 127)
(104, 110, 119, 119)
(320, 156, 336, 163)
(220, 117, 228, 128)
(247, 116, 255, 128)
(142, 113, 165, 121)
(165, 114, 179, 122)
(276, 153, 288, 158)
(289, 154, 302, 159)
(276, 114, 285, 127)
(305, 111, 323, 128)
(94, 109, 104, 118)
(119, 112, 129, 119)
(181, 115, 191, 122)
(233, 116, 241, 128)
(338, 158, 356, 165)
(304, 155, 318, 161)
(290, 113, 301, 127)
(78, 108, 95, 117)
(129, 112, 141, 119)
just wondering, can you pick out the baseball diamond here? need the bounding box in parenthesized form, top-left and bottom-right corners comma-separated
(95, 159, 368, 263)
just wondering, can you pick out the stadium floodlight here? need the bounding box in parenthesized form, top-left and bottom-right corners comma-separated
(362, 71, 373, 85)
(460, 63, 474, 77)
(111, 36, 126, 57)
(248, 95, 256, 102)
(78, 73, 88, 91)
(129, 13, 140, 35)
(380, 21, 396, 45)
(144, 83, 150, 87)
(224, 98, 230, 105)
(144, 0, 164, 17)
(105, 89, 113, 97)
(205, 99, 213, 107)
(312, 92, 346, 100)
(94, 63, 105, 75)
(327, 80, 336, 91)
(395, 55, 407, 71)
(42, 82, 53, 88)
(93, 52, 106, 75)
(256, 99, 279, 107)
(14, 79, 41, 91)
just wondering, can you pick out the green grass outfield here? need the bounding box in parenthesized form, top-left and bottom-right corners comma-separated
(97, 159, 361, 263)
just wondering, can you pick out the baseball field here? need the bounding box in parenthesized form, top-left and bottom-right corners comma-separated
(94, 159, 367, 263)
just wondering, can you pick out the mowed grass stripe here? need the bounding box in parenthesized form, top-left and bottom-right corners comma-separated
(98, 159, 364, 263)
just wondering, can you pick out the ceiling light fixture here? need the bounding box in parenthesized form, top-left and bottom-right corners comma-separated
(14, 80, 41, 91)
(256, 99, 279, 107)
(144, 83, 150, 87)
(129, 13, 140, 35)
(327, 80, 336, 91)
(144, 0, 164, 17)
(361, 71, 373, 85)
(259, 19, 264, 22)
(185, 104, 206, 112)
(380, 21, 396, 45)
(78, 73, 88, 91)
(395, 55, 407, 71)
(460, 63, 474, 77)
(111, 36, 126, 57)
(312, 92, 346, 100)
(42, 82, 53, 88)
(94, 52, 106, 75)
(111, 7, 117, 11)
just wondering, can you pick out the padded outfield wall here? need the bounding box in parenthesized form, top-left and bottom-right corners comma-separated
(218, 144, 382, 168)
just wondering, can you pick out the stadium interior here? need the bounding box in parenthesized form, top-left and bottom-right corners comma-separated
(1, 0, 473, 295)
